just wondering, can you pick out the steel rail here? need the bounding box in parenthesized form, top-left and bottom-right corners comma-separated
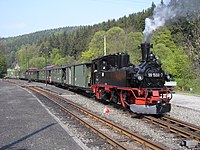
(144, 115, 200, 144)
(28, 86, 168, 150)
(163, 115, 200, 132)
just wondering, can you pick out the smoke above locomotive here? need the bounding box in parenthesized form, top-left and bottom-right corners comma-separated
(143, 0, 200, 42)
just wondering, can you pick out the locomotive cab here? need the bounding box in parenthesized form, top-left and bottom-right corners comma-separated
(91, 53, 130, 86)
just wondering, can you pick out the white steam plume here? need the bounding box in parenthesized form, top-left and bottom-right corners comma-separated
(143, 0, 200, 42)
(143, 4, 175, 42)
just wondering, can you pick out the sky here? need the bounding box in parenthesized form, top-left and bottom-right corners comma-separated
(0, 0, 162, 38)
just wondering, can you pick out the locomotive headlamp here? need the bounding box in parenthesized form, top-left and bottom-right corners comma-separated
(166, 74, 172, 80)
(149, 53, 156, 60)
(137, 75, 144, 81)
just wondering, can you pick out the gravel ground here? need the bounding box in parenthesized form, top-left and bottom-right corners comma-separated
(170, 93, 200, 127)
(171, 104, 200, 127)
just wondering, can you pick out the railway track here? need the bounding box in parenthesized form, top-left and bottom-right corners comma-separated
(7, 79, 200, 148)
(143, 115, 200, 145)
(26, 85, 168, 150)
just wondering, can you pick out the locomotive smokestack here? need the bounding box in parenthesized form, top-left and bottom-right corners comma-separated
(141, 42, 151, 61)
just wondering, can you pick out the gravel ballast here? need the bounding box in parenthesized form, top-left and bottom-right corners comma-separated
(62, 94, 193, 149)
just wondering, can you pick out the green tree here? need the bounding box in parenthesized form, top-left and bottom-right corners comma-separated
(50, 48, 61, 65)
(153, 43, 175, 74)
(80, 49, 95, 62)
(106, 27, 126, 54)
(80, 30, 105, 62)
(89, 30, 105, 57)
(17, 48, 26, 69)
(126, 32, 143, 64)
(172, 47, 192, 90)
(0, 50, 7, 78)
(29, 57, 45, 68)
(7, 51, 16, 68)
(152, 27, 192, 89)
(16, 46, 34, 70)
(55, 55, 76, 66)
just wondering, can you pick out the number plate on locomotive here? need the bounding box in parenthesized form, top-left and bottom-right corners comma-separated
(148, 73, 162, 77)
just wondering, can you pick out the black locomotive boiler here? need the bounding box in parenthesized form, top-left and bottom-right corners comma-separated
(91, 42, 173, 114)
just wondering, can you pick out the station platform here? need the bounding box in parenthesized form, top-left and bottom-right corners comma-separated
(0, 80, 87, 150)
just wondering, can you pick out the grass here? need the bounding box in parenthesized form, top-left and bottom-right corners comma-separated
(174, 78, 200, 95)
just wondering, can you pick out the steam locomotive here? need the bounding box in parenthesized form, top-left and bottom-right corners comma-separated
(13, 42, 174, 115)
(91, 42, 173, 114)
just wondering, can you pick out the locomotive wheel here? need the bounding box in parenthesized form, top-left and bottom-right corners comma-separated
(110, 90, 120, 104)
(120, 91, 127, 109)
(98, 89, 110, 104)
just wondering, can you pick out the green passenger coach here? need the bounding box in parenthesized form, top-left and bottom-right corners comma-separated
(65, 63, 91, 88)
(51, 66, 66, 84)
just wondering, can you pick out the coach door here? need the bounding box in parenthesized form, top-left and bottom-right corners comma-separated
(69, 68, 72, 84)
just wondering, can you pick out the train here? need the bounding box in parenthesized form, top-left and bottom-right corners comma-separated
(8, 42, 175, 115)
